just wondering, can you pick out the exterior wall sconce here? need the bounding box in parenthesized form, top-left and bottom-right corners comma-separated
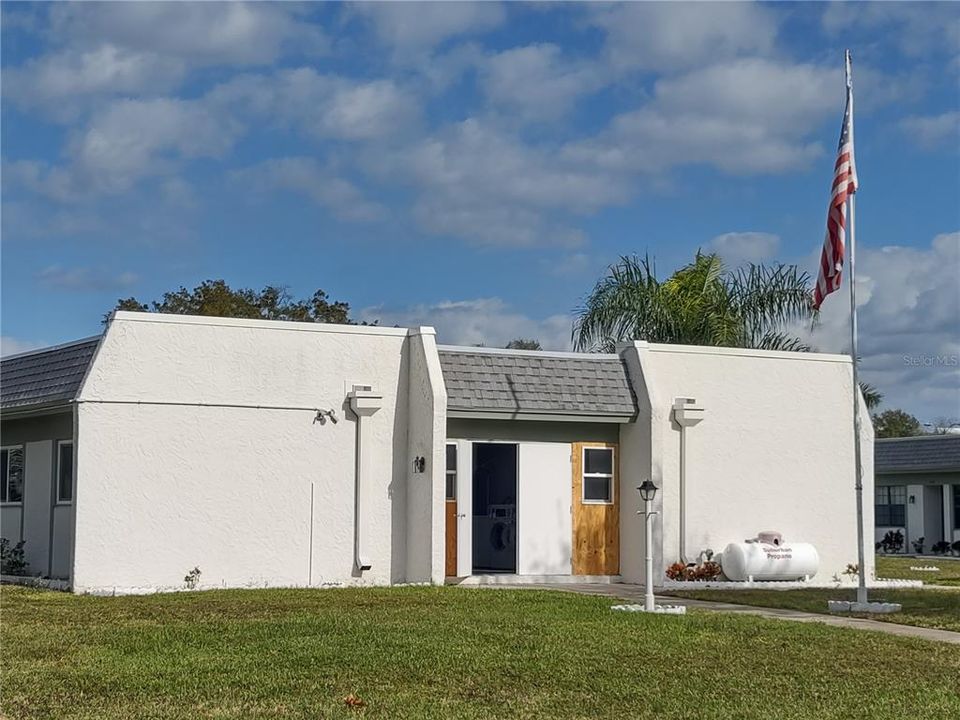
(314, 408, 339, 425)
(413, 456, 426, 474)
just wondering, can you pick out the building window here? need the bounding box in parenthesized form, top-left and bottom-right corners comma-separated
(582, 447, 614, 504)
(446, 444, 457, 501)
(875, 485, 906, 527)
(57, 441, 74, 504)
(1, 446, 25, 504)
(954, 486, 960, 530)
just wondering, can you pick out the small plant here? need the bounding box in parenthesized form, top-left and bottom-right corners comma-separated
(880, 530, 904, 554)
(911, 537, 925, 555)
(665, 560, 721, 581)
(183, 566, 202, 590)
(842, 563, 859, 577)
(931, 541, 951, 555)
(0, 538, 29, 576)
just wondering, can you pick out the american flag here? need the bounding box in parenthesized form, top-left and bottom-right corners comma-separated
(813, 52, 859, 310)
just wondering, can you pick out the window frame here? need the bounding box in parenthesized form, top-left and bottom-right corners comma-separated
(1, 445, 25, 506)
(581, 446, 615, 505)
(874, 485, 906, 527)
(445, 443, 457, 501)
(56, 440, 74, 505)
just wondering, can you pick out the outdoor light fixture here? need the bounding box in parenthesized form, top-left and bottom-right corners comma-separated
(413, 456, 426, 474)
(638, 479, 658, 503)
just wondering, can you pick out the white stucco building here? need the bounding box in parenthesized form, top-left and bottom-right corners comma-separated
(0, 311, 875, 594)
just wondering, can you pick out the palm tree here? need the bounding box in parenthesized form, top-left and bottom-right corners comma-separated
(573, 252, 883, 408)
(573, 252, 814, 353)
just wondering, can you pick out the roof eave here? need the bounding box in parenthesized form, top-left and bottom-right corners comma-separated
(446, 408, 635, 423)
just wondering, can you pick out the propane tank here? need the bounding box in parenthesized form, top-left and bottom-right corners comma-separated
(721, 539, 819, 581)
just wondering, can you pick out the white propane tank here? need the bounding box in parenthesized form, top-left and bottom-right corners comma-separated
(721, 541, 819, 581)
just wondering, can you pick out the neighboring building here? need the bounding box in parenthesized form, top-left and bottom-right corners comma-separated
(1, 311, 874, 594)
(874, 435, 960, 551)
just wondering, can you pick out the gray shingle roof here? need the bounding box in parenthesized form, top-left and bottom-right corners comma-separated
(875, 435, 960, 474)
(439, 348, 637, 419)
(1, 337, 100, 412)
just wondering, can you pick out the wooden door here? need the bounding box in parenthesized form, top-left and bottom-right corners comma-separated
(571, 442, 620, 575)
(445, 443, 458, 576)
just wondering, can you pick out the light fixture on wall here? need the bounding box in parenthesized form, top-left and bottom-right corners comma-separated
(909, 495, 916, 504)
(314, 409, 338, 425)
(413, 456, 426, 474)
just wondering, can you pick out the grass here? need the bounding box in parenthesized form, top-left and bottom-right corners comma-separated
(876, 555, 960, 586)
(666, 587, 960, 632)
(2, 586, 960, 720)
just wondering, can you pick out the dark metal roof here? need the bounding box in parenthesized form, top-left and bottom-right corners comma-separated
(439, 347, 637, 419)
(1, 337, 100, 412)
(875, 435, 960, 474)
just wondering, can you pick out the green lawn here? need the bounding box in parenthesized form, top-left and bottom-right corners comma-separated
(3, 586, 960, 720)
(666, 587, 960, 632)
(876, 555, 960, 586)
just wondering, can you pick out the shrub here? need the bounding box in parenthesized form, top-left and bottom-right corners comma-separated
(665, 562, 688, 581)
(183, 566, 202, 589)
(953, 540, 960, 556)
(880, 530, 904, 554)
(931, 541, 951, 555)
(0, 538, 29, 576)
(911, 537, 925, 555)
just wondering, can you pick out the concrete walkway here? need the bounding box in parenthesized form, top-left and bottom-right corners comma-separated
(484, 582, 960, 645)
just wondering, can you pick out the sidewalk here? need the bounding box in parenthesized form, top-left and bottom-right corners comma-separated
(487, 582, 960, 645)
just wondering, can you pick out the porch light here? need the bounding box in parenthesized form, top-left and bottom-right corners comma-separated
(638, 479, 658, 502)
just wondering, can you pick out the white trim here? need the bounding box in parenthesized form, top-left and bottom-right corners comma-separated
(55, 440, 74, 505)
(438, 344, 622, 361)
(635, 340, 852, 364)
(109, 310, 411, 337)
(581, 446, 615, 505)
(0, 444, 25, 505)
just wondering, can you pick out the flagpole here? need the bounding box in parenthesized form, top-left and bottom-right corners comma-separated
(845, 49, 867, 605)
(848, 190, 867, 605)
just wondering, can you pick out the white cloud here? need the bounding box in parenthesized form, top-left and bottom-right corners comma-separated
(589, 2, 778, 72)
(563, 59, 837, 176)
(3, 45, 185, 119)
(900, 111, 960, 150)
(4, 4, 325, 118)
(480, 44, 604, 121)
(821, 3, 960, 58)
(709, 232, 781, 266)
(370, 118, 627, 246)
(801, 232, 960, 421)
(351, 2, 503, 58)
(210, 68, 420, 142)
(359, 297, 573, 350)
(232, 157, 386, 222)
(36, 266, 139, 293)
(48, 3, 324, 67)
(0, 337, 45, 357)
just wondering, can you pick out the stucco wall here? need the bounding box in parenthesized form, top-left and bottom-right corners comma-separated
(621, 341, 875, 584)
(73, 312, 435, 594)
(405, 329, 447, 584)
(0, 413, 74, 578)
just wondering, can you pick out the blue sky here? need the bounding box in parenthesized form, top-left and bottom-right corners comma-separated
(2, 2, 958, 421)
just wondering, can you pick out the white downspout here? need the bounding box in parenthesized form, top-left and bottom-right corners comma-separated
(672, 398, 705, 565)
(349, 385, 382, 573)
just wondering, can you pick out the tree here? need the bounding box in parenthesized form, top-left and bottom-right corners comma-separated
(859, 383, 883, 412)
(872, 409, 923, 438)
(106, 280, 353, 325)
(505, 338, 542, 350)
(573, 252, 814, 352)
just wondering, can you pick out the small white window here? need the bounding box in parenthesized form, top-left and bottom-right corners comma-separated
(1, 446, 25, 504)
(57, 441, 74, 504)
(582, 447, 614, 504)
(445, 444, 457, 501)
